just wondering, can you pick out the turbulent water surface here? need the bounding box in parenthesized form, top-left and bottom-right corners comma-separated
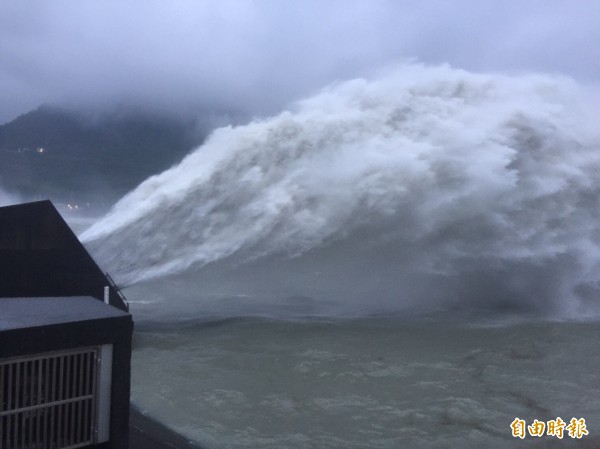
(72, 64, 600, 448)
(130, 312, 600, 449)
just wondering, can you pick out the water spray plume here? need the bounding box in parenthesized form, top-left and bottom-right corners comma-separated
(81, 64, 600, 317)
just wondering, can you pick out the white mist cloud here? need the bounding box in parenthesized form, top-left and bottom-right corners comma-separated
(80, 65, 600, 318)
(1, 0, 599, 123)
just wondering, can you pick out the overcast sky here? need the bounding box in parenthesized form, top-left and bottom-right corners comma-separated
(1, 0, 599, 124)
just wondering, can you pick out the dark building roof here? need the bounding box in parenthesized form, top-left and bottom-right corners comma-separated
(0, 200, 128, 310)
(0, 296, 129, 331)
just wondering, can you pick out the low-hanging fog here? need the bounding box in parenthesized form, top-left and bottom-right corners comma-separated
(1, 1, 600, 124)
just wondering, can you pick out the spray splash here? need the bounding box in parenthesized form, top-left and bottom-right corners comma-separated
(81, 64, 600, 317)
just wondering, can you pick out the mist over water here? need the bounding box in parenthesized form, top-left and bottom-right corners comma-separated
(81, 64, 600, 318)
(0, 188, 20, 207)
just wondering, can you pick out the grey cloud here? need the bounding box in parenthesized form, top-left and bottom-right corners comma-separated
(1, 0, 599, 123)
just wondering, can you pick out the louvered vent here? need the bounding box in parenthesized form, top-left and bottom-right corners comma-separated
(0, 346, 112, 449)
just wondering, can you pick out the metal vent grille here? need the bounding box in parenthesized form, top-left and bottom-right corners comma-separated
(0, 348, 99, 449)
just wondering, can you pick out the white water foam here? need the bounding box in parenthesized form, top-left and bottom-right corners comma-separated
(81, 64, 600, 317)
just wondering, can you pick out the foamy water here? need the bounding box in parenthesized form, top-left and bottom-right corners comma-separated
(131, 316, 600, 449)
(81, 64, 600, 318)
(70, 64, 600, 448)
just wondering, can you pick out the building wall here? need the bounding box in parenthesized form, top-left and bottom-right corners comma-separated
(0, 200, 127, 310)
(0, 315, 133, 449)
